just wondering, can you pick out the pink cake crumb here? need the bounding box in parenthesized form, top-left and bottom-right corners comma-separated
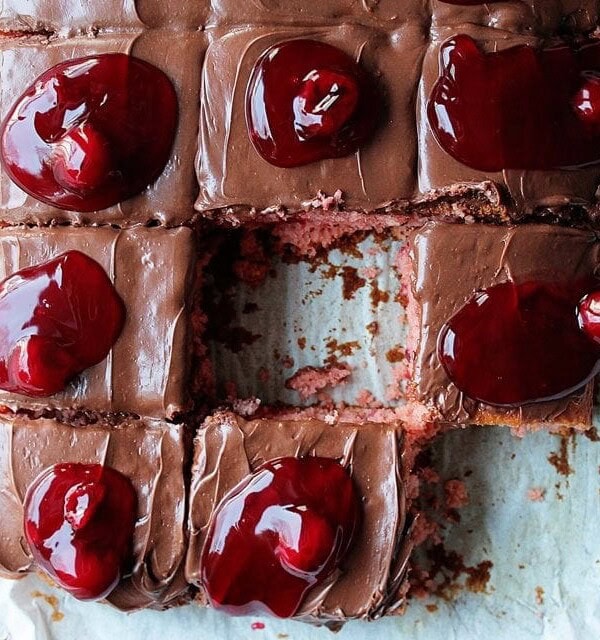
(281, 355, 295, 369)
(411, 515, 442, 547)
(355, 389, 382, 407)
(444, 480, 469, 509)
(232, 397, 262, 417)
(285, 364, 352, 400)
(358, 266, 381, 280)
(420, 467, 440, 485)
(527, 487, 546, 502)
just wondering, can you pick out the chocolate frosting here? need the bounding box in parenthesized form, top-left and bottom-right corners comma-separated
(0, 226, 195, 419)
(0, 414, 189, 611)
(208, 0, 427, 26)
(431, 1, 600, 36)
(409, 222, 599, 427)
(0, 1, 210, 31)
(186, 412, 414, 623)
(0, 30, 206, 227)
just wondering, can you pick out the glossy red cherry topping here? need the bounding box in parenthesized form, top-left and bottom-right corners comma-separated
(428, 35, 600, 171)
(201, 456, 361, 618)
(246, 39, 376, 168)
(0, 250, 125, 397)
(24, 463, 137, 601)
(578, 291, 600, 344)
(1, 53, 177, 212)
(439, 280, 600, 406)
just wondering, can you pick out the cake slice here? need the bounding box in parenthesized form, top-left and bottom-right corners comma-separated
(0, 30, 206, 226)
(0, 413, 190, 610)
(405, 222, 599, 431)
(0, 225, 202, 421)
(185, 411, 415, 625)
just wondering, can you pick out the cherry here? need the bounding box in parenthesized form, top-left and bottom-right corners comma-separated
(293, 69, 359, 141)
(64, 482, 107, 531)
(276, 508, 336, 574)
(201, 456, 361, 618)
(6, 336, 76, 397)
(428, 35, 600, 171)
(52, 123, 112, 195)
(24, 463, 137, 601)
(0, 251, 125, 397)
(573, 74, 600, 126)
(1, 53, 178, 212)
(438, 280, 600, 406)
(246, 39, 377, 168)
(578, 291, 600, 343)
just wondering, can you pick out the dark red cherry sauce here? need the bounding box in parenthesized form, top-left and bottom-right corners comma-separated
(202, 456, 361, 618)
(439, 280, 600, 406)
(428, 35, 600, 171)
(1, 53, 177, 212)
(246, 39, 377, 168)
(24, 463, 137, 601)
(0, 251, 125, 397)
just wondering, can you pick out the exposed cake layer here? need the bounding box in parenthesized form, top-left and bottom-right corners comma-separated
(406, 222, 599, 431)
(185, 411, 414, 624)
(0, 414, 189, 610)
(0, 30, 206, 227)
(0, 225, 197, 420)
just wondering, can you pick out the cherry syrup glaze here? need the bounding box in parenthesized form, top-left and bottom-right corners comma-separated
(0, 251, 125, 397)
(428, 35, 600, 171)
(202, 456, 361, 618)
(1, 53, 177, 212)
(246, 39, 377, 168)
(24, 463, 137, 600)
(438, 280, 600, 407)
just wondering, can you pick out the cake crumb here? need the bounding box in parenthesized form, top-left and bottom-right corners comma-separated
(535, 586, 545, 606)
(444, 480, 469, 509)
(358, 265, 381, 280)
(31, 591, 64, 622)
(285, 364, 352, 400)
(281, 355, 295, 369)
(232, 397, 261, 418)
(257, 367, 270, 383)
(386, 346, 405, 363)
(324, 410, 339, 425)
(548, 434, 574, 476)
(527, 487, 546, 502)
